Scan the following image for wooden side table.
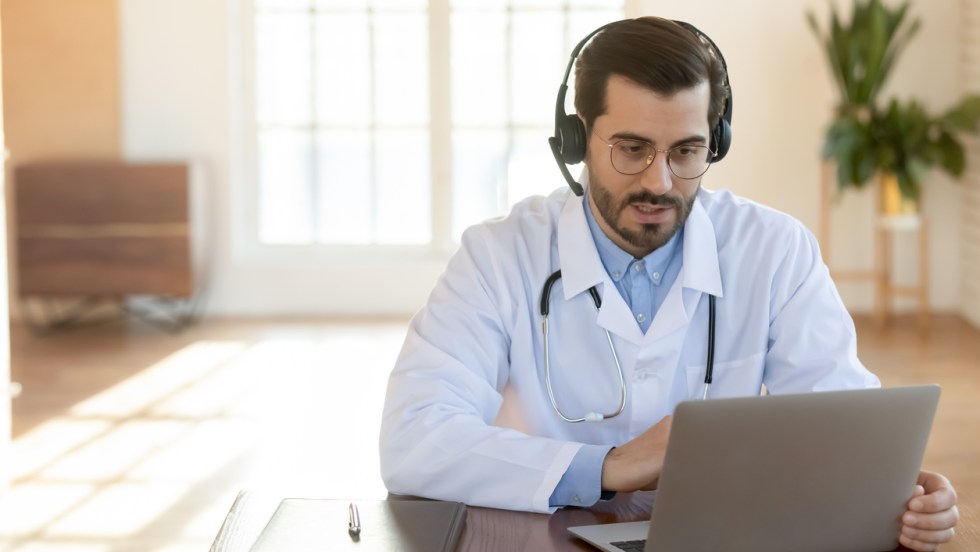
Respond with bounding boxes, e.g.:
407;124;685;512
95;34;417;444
873;214;930;333
819;164;930;334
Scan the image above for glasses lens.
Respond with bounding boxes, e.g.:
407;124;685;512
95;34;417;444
609;140;713;179
609;140;653;175
667;145;712;179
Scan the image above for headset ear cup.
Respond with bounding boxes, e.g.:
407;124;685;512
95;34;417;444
711;118;732;163
558;114;588;165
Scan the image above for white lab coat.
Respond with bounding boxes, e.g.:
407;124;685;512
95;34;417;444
379;185;879;513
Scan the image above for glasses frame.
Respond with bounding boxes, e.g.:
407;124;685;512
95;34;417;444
592;130;717;180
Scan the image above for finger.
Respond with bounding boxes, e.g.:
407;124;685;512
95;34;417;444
908;485;958;513
917;470;949;488
899;532;941;551
904;506;960;531
915;471;957;504
900;524;956;549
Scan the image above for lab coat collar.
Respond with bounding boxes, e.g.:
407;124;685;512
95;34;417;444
556;191;607;302
680;191;724;298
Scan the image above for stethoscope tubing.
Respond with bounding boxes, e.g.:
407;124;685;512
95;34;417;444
542;270;627;423
541;269;716;422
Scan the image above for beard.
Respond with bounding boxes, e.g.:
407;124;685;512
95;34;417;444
589;173;699;255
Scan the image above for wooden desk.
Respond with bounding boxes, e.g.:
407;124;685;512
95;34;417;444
210;491;954;551
210;490;654;552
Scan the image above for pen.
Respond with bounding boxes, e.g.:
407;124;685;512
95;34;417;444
348;502;361;537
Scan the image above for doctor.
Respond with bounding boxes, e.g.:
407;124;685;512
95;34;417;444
379;17;958;550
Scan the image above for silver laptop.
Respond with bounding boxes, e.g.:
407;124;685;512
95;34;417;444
569;385;940;552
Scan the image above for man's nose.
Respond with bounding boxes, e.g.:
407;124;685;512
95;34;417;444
637;152;673;195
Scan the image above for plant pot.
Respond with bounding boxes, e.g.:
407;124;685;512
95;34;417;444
878;172;918;216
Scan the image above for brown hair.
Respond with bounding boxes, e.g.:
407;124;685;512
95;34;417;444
574;17;730;134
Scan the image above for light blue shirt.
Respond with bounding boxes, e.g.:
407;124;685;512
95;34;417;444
549;194;684;507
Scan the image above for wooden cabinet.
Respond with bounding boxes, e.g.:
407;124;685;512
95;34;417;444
13;162;204;329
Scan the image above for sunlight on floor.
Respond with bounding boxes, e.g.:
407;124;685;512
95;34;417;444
1;322;406;551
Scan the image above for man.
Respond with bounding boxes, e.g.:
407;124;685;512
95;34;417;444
379;17;958;550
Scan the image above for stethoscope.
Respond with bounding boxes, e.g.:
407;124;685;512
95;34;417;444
540;269;716;423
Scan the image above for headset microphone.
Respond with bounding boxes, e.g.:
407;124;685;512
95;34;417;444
548;19;734;197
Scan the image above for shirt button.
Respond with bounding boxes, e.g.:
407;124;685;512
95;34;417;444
633;262;644;272
636;313;646;323
652;271;661;280
572;495;582;504
613;271;621;278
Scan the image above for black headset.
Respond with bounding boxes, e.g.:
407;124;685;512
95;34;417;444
548;19;734;196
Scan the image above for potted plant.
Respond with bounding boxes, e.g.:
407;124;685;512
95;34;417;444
808;0;980;214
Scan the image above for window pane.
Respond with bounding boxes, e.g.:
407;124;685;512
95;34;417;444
452;130;507;237
451;1;613;10
251;2;624;249
372;0;426;8
255;14;311;126
314;0;367;7
316;131;372;243
257;0;310;10
258;130;314;243
509;0;564;6
376;130;430;244
567;0;619;7
375;13;428;126
509;129;565;205
451;13;506;126
568;10;624;50
315;13;370;125
511;12;565;126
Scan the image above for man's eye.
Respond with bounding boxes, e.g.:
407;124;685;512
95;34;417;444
616;142;648;156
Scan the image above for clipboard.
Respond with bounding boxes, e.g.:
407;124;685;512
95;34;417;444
249;498;467;551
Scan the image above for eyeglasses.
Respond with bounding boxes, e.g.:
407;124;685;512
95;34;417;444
593;131;716;180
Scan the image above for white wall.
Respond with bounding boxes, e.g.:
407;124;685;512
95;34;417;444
120;0;966;316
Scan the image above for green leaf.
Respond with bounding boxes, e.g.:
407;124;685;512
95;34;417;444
939;95;980;131
936;131;966;176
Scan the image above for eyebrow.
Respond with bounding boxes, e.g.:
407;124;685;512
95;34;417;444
609;132;708;148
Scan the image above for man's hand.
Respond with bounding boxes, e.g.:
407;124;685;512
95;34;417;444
600;415;673;492
898;470;959;551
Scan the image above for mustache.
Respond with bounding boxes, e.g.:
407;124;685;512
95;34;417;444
621;192;681;209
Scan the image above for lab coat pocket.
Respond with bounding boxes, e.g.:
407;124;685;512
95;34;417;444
685;351;765;400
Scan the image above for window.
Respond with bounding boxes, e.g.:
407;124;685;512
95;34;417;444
249;0;623;252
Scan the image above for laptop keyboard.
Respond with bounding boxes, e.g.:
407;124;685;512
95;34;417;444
612;540;647;552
